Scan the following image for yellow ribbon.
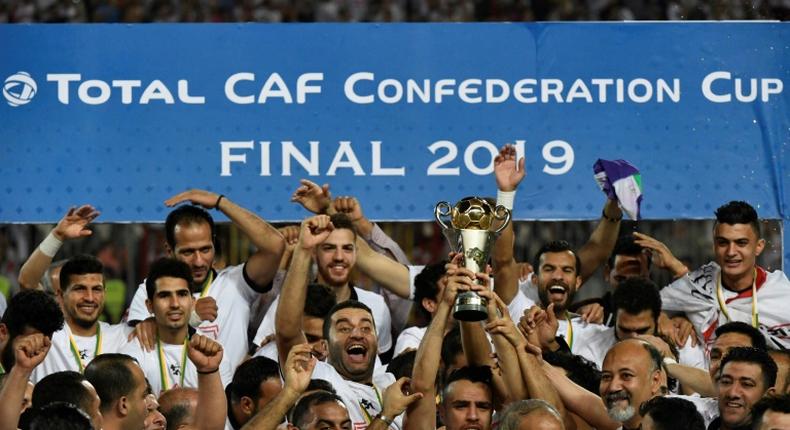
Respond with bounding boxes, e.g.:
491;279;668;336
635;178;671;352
68;324;101;373
156;335;188;391
199;270;214;298
565;312;574;350
716;268;759;328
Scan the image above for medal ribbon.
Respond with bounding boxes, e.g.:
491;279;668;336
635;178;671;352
68;324;101;373
357;386;384;424
716;268;759;328
156;335;188;391
199;270;214;298
565;312;574;350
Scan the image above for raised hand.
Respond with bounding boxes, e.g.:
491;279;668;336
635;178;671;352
279;225;300;251
482;290;526;348
494;144;526;192
672;315;698;347
165;189;222;209
194;296;218;322
14;333;51;372
298;215;334;250
52;205;100;241
187;334;223;373
632;232;688;277
291;179;331;214
577;302;604;324
282;343;316;395
382;377;423;417
332;196;364;223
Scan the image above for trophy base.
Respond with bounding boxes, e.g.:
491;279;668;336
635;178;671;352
453;293;488;322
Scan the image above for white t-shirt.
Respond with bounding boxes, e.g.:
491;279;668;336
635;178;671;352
32;321;132;383
560;318;614;368
661;263;790;350
127;264;261;368
393;326;426;357
311;361;402;429
254;286;393;354
120;337;233;397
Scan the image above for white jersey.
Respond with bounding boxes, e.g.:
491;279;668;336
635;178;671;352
661;263;790;350
311;361;402;429
254;286;393;354
32;321;132;383
393;326;426;357
120;338;233;397
128;264;262;368
560;318;614;368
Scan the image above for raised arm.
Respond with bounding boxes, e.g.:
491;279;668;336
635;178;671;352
0;334;50;430
480;290;527;403
492;144;525;305
188;334;227;430
18;205;99;291
276;215;333;363
576;199;622;285
165;189;285;289
543;363;620;430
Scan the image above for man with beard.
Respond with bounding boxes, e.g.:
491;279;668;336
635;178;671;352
276;214;417;428
30;255;133;382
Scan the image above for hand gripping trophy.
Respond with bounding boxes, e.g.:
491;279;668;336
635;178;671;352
435;197;511;321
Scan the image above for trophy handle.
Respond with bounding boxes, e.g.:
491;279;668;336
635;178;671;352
434;201;452;230
492;205;512;234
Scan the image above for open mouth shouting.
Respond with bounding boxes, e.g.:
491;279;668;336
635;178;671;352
345;343;369;365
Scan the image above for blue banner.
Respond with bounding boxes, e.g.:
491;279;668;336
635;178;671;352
1;23;787;232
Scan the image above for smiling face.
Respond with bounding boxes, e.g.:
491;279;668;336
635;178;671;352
171;221;215;288
713;223;765;287
600;341;661;429
61;273;105;330
327;307;377;383
534;251;581;313
315;228;356;288
717;361;772;429
146;276;194;332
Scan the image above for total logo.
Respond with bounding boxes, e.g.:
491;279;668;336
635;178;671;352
3;72;37;107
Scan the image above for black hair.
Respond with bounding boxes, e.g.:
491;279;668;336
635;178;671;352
607;235;651;269
612;277;661;323
329;213;356;239
413;261;447;322
304;283;336;319
165;204;216;250
290;391;347;428
84;353;139;413
305;379;337;395
440;325;463;381
145;257;194;301
533;240;582;276
1;290;64;371
719;347;777;390
714;201;761;238
228;356;280;404
32;371;93;417
443;365;494;397
543;351;601;394
28;402;93;430
751;394;790;429
59;254;104;293
641;341;664;374
639;396;705;430
387;349;416;380
322;300;375;342
715;322;767;352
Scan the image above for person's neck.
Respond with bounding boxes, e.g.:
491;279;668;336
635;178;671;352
329;357;373;385
721;269;755;293
319;275;351;302
623;414;642;430
67;319;98;337
158;325;189;345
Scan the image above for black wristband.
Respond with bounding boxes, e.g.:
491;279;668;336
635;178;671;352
197;368;219;375
374;413;394;425
601;208;622;222
214;194;224;210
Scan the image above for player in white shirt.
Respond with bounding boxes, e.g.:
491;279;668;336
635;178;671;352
126;190;285;369
120;258;232;396
640;201;790;350
277;214;406;429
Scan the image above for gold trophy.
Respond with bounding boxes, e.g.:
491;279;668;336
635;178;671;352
435;197;511;321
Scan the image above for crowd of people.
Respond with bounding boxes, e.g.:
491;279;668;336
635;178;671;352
1;0;787;23
0;143;787;430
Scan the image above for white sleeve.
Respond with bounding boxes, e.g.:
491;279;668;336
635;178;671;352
507;289;536;321
126;282;152;323
252;296;279;346
678;338;708;370
375;297;393;354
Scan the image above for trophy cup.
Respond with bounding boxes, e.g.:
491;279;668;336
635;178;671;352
435;197;511;321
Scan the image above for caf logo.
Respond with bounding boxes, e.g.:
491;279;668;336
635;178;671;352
3;72;37;107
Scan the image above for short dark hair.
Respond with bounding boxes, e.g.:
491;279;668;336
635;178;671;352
387;350;416;380
751;394;790;429
543;351;601;394
607;235;651;269
443;366;493;398
228;356;280;404
165;205;216;250
305;379;337;395
28;402;93;430
59;254;104;292
719;347;777;390
304;283;336;319
639;396;705;430
329;213;356;239
32;371;93;417
322;300;375;341
413;261;447;321
290;391;346;428
612;277;661;323
145;258;193;301
715;322;767;351
1;290;64;371
533;240;582;276
714;201;761;238
84;354;139;413
440;326;463;380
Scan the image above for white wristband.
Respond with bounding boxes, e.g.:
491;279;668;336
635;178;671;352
496;190;516;210
39;232;63;258
662;356;678;366
189;309;203;327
